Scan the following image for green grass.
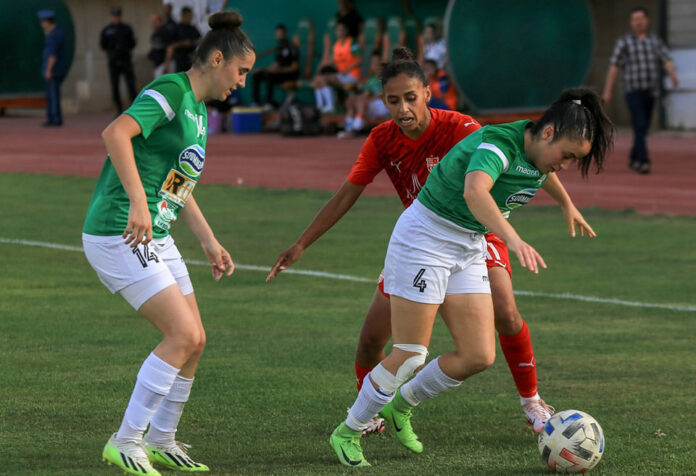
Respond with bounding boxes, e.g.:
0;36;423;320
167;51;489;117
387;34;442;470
1;173;695;475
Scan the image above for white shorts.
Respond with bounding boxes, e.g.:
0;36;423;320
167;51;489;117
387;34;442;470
82;233;193;310
383;200;490;304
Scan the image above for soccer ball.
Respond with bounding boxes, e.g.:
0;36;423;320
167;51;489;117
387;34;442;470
538;409;604;473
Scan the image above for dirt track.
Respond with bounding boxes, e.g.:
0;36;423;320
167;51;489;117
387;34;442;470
2;113;695;216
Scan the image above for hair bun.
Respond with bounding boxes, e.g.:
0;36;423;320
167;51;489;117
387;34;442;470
208;11;242;30
391;46;415;61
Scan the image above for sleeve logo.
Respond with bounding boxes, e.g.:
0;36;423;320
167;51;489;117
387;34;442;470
160;168;196;207
178;144;205;178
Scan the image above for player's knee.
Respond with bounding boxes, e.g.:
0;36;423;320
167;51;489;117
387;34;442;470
370;344;428;394
173;326;205;356
494;303;522;335
470;347;496;374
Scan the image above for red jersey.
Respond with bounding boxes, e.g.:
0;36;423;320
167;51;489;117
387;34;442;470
347;108;481;207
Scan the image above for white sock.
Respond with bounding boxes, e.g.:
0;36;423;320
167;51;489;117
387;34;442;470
116;353;180;441
314;89;324;109
321;87;334;111
345;372;394;431
352;116;364;131
400;357;462;407
520;393;541;405
146;375;194;444
344;115;353;130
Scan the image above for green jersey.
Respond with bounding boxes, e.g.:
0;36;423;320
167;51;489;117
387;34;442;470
418;120;548;233
83;72;207;238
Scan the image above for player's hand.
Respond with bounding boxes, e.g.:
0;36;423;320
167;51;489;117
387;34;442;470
562;205;596;238
507;237;547;274
201;238;234;281
123;200;153;248
266;243;304;282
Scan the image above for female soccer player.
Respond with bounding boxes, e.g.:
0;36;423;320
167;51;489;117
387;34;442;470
82;12;254;475
326;87;614;467
267;47;592;440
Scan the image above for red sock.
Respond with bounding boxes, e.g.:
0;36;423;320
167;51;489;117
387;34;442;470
498;320;538;398
355;362;374;391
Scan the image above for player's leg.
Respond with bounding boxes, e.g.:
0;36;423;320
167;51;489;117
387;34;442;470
108;62;124;113
331;296;437;466
142;237;209;472
487;233;554;433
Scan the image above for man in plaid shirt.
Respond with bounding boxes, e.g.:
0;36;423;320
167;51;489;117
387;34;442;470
602;6;679;174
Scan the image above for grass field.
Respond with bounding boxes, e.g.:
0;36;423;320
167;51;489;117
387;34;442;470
2;172;695;475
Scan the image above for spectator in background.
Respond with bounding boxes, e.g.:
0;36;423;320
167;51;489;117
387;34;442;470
336;0;363;39
147;14;167;77
421;23;447;70
313;20;362;113
100;6;137;113
424;59;458;111
165;6;201;72
338;50;389;138
602;6;679;174
38;10;66;127
251;24;299;110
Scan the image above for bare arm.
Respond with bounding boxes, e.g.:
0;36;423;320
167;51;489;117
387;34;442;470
602;64;620;105
266;180;366;281
542;173;595;237
180;195;234;280
664;60;679;87
101;115;151;247
464;171;546;273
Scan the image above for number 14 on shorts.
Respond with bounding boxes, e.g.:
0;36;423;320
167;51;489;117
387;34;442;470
132;244;160;268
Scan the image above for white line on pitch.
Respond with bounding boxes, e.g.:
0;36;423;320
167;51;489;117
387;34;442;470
2;237;695;312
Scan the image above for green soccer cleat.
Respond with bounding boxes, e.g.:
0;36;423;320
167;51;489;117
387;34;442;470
329;422;371;467
379;390;423;454
102;433;162;476
144;438;210;472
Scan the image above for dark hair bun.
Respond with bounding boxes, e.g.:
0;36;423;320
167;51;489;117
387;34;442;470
391;47;415;61
208;11;243;30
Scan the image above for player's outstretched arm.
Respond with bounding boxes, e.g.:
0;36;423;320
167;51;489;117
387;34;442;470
266;181;366;282
464;171;546;274
180;194;234;281
102;115;152;248
541;173;596;238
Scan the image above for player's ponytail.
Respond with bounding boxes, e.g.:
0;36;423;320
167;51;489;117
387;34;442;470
381;46;426;89
193;11;254;67
530;88;615;177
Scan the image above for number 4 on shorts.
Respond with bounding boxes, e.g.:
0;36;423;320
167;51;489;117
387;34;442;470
132;244;160;268
413;268;426;293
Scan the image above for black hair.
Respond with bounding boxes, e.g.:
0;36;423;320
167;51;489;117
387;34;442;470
381;47;426;89
181;6;193;15
193;11;255;67
275;24;287;31
423;59;438;69
629;6;649;17
529;88;614;177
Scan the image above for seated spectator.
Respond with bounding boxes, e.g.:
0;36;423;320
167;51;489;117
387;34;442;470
422;22;447;69
424;59;458;110
338;51;389;138
251;24;299;110
313;20;362;113
164;6;201;72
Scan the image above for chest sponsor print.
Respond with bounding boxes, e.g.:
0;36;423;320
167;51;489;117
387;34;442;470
178;144;205;178
160;168;196;207
505;188;538;209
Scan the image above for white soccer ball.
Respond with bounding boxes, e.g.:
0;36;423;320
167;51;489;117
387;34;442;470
538;409;604;473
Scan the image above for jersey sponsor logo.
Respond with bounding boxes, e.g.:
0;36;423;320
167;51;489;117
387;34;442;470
160;168;195;207
185;109;206;138
515;165;541;177
425;155;440;171
178;144;205;178
505;188;538;209
153;199;178;231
